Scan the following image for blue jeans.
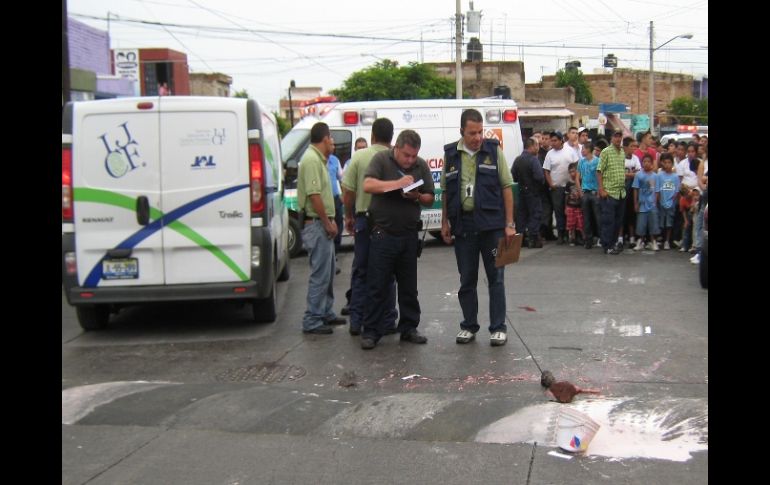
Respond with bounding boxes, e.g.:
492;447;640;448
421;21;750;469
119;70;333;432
453;215;507;334
636;210;659;237
301;221;337;331
362;228;420;341
694;205;705;251
349;215;397;332
600;195;625;249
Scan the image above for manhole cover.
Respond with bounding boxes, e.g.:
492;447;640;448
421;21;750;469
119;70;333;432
217;363;306;383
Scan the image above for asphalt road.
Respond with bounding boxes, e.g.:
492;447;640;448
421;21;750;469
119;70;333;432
62;238;708;484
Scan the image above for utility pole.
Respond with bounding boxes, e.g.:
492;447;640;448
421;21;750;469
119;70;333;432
648;21;654;136
455;0;462;99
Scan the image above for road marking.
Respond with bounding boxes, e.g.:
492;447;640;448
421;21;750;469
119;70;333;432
62;381;179;424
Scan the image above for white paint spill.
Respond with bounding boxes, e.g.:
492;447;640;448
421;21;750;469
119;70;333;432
644;326;652;334
548;450;574;460
62;381;179;425
402;374;421;380
592;300;601;304
627;276;646;285
616;325;643;337
475;397;707;462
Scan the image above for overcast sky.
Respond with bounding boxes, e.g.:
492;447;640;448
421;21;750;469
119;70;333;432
68;0;708;111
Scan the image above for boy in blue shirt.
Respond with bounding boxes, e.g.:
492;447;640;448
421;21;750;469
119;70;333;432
656;153;681;250
632;154;661;251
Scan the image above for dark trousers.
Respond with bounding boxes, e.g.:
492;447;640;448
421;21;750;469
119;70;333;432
550;187;566;234
540;189;554;238
581;191;602;241
349;215;397;332
519;191;543;239
453;215;507;334
600;195;626;249
362;228;420;341
333;195;343;250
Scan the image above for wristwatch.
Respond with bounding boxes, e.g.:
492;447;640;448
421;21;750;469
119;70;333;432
506;222;515;229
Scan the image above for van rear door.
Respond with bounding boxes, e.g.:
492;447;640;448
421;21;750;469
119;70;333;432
157;97;251;284
73;98;164;287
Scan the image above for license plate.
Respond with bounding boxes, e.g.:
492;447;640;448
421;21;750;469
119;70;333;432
102;258;139;280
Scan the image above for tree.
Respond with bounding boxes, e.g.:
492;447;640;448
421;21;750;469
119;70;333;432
273;112;291;137
331;60;455;101
668;97;708;125
555;68;593;105
233;89;249;99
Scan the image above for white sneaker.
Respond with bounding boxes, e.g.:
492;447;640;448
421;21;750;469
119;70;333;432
663;241;671;250
673;240;682;248
629;236;636;245
652;240;660;251
679;247;687;252
690;253;700;264
633;239;644;251
490;331;507;346
456;329;475;344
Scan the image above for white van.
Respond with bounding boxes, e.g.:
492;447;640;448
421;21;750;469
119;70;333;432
280;98;524;256
62;96;290;330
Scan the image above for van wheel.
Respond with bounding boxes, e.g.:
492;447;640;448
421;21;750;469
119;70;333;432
76;305;110;331
277;257;290;282
252;279;277;323
288;217;303;258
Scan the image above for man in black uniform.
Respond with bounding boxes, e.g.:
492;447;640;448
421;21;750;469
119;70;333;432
360;130;435;350
512;138;545;248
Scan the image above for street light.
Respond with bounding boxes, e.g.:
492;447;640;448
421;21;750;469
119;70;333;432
288;79;296;127
649;21;693;136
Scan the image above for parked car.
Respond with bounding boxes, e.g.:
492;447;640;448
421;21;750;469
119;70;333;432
699;204;708;289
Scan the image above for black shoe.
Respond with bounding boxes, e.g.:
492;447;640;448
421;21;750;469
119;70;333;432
384;326;397;335
349;326;361;336
361;338;377;350
604;247;620;255
325;317;347;326
400;329;428;344
303;324;333;334
530;237;543;248
614;241;624;252
340;305;350;316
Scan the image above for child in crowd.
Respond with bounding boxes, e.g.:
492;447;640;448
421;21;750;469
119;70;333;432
656;153;680;249
632;154;660;251
564;162;584;246
679;187;698;252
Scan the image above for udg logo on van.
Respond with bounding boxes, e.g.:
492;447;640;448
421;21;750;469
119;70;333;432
100;122;145;178
191;155;216;169
402;110;439;123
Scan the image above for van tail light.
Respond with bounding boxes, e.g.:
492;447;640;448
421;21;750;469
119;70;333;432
503;109;518;123
62;145;73;222
249;142;265;214
343;111;359;125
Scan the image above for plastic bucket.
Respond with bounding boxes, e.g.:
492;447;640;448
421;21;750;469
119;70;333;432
555;408;600;453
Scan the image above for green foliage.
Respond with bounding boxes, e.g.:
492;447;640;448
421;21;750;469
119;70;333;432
669;97;708;124
233;89;249;99
555;69;593;104
273;112;291;137
331;60;455;101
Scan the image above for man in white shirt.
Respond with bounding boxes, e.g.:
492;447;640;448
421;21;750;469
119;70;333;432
543;130;579;244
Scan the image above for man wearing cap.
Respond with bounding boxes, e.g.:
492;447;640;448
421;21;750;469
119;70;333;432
543;130;579;244
597;130;627;255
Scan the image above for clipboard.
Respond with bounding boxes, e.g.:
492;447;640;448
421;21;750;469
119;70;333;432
495;233;523;267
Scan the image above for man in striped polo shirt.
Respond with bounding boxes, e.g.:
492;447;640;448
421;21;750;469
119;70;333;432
597;130;627;255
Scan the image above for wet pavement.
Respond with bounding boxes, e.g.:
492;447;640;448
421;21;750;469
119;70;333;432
63;238;708;484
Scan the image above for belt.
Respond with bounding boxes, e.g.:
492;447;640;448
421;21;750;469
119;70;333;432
304;217;321;224
355;211;368;216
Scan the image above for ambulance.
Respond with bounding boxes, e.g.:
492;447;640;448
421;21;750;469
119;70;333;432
62;97;290;330
280;98;524;256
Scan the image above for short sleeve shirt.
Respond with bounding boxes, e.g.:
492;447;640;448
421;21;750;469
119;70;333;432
598;145;626;199
341;144;388;213
297;145;334;218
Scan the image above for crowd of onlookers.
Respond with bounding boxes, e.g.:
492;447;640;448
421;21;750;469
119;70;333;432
512;127;708;263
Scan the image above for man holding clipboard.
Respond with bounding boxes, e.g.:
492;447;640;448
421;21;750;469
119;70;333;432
440;109;517;347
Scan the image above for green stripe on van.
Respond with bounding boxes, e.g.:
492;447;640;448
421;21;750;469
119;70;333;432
74;188;249;281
